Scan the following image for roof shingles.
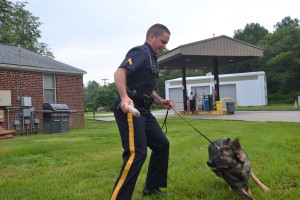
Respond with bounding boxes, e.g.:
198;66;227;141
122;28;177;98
0;43;86;74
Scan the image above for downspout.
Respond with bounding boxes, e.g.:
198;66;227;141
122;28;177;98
17;46;21;106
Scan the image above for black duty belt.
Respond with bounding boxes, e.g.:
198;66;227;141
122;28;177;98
127;88;154;109
132;95;154;109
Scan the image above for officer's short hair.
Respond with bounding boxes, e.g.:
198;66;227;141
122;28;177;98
146;24;170;38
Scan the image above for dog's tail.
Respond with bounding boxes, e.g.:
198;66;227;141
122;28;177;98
250;171;269;191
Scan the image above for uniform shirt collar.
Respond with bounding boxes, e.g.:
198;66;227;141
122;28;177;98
145;42;156;57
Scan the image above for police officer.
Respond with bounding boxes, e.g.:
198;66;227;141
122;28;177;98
111;24;174;200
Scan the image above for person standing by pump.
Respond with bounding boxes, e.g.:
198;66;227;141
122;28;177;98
111;24;175;200
189;91;195;111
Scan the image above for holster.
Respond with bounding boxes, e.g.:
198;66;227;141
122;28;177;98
127;89;154;109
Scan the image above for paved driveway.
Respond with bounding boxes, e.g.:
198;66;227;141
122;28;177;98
153;110;300;123
91;110;300;123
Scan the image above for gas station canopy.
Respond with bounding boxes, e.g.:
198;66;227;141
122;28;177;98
158;35;263;69
157;35;263;111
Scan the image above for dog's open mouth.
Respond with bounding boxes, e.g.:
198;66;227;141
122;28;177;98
207;160;230;170
211;166;229;171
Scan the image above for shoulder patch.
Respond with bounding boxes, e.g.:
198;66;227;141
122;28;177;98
127;58;133;65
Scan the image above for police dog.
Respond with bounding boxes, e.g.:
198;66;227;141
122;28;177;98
207;138;269;200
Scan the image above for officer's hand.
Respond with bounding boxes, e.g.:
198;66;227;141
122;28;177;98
162;99;175;109
120;97;134;114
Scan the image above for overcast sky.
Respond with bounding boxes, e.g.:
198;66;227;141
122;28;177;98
12;0;300;86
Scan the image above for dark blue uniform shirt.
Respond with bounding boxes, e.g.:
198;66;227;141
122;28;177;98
119;42;158;97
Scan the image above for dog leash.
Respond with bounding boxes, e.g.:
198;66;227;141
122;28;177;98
154;96;220;150
161;109;169;135
170;107;220;150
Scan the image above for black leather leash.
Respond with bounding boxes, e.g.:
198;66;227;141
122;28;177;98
161;107;220;150
152;95;220;150
161;109;169;135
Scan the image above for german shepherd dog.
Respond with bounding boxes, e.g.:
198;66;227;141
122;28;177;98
207;138;269;200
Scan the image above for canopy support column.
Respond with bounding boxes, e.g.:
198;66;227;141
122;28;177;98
182;67;187;111
213;58;220;101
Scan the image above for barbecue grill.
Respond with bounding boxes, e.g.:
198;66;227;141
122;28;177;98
42;103;70;133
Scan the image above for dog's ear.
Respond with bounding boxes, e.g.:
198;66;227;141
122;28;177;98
232;138;248;163
223;138;231;145
232;138;241;152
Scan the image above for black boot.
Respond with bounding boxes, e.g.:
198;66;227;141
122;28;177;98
143;187;164;196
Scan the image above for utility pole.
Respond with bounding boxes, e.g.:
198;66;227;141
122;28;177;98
101;78;108;86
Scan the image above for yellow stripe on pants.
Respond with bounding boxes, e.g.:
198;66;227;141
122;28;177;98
111;113;135;200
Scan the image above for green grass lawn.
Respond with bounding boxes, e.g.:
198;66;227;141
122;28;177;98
0;116;299;200
236;103;300;111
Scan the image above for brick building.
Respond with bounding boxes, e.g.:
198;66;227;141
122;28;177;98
0;43;86;134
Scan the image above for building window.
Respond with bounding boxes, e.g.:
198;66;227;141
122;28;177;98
43;74;56;103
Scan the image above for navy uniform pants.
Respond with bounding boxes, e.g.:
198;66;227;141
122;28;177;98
111;106;169;200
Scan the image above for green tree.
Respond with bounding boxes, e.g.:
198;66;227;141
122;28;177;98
84;81;117;111
259;25;300;98
0;0;54;58
94;83;117;111
84;81;100;111
234;23;269;45
86;80;100;91
274;16;300;31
